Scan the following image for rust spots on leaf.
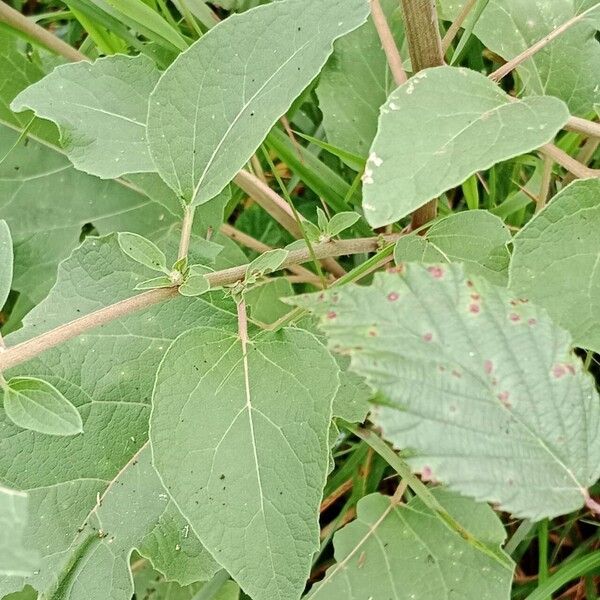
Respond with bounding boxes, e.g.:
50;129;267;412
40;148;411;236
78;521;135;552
326;311;337;320
509;313;521;323
427;266;445;279
469;303;480;314
552;363;576;379
484;360;494;375
498;391;511;408
387;292;400;302
422;332;433;342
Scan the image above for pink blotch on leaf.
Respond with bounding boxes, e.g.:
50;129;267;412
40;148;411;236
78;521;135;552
552;364;567;379
484;360;494;375
387;292;399;302
509;313;521;322
422;332;433;342
528;318;537;326
421;466;433;481
326;311;337;320
498;391;511;408
427;266;445;279
469;304;480;314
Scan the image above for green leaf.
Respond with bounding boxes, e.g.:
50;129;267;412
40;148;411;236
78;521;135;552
147;0;370;204
306;489;513;600
290;264;600;519
151;327;339;600
10;55;161;179
179;265;211;297
118;232;169;273
327;212;361;237
135;275;174;290
317;0;404;159
439;0;600;116
510;178;600;352
362;66;569;227
246;248;289;278
245;278;294;324
394;210;512;285
3;377;83;437
0;220;13;309
316;207;329;232
0;234;236;598
0;487;37;577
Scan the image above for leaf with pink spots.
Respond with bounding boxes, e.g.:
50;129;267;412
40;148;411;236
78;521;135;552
288;263;600;520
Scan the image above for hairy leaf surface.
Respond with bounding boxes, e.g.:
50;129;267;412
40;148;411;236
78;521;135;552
394;210;511;285
147;0;370;204
0;235;236;598
151;327;339;600
11;55;160;179
510;179;600;353
307;489;513;600
362;66;569;227
291;264;600;519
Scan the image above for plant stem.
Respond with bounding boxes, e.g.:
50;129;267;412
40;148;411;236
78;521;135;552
537;519;549;597
564;116;600;139
441;0;478;52
399;0;445;230
178;204;196;260
0;235;399;372
0;0;87;62
489;4;599;83
536;154;553;213
540;144;600;179
370;0;407;85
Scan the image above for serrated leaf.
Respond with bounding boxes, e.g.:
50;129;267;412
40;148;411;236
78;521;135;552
362;66;569;227
147;0;370;204
0;234;236;598
10;55;160;179
307;489;513;600
151;327;339;600
0;220;13;309
510;178;600;353
317;0;404;160
394;210;512;285
3;377;83;437
438;0;600;115
0;487;37;577
290;264;600;519
327;212;361;237
118;232;168;273
179;265;211;297
246;248;289;278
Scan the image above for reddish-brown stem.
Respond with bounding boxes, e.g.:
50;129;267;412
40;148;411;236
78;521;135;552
370;0;407;85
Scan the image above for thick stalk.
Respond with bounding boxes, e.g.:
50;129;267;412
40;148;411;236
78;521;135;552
177;204;196;260
0;235;399;372
400;0;445;230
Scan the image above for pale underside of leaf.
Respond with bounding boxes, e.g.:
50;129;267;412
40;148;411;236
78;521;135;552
362;66;570;227
290;264;600;519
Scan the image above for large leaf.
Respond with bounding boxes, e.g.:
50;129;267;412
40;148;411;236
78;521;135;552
362;66;569;227
510;178;600;353
394;210;512;285
0;487;37;577
147;0;370;204
151;327;339;600
0;220;12;309
11;55;161;179
307;489;513;600
317;0;404;159
0;235;237;598
290;264;600;519
439;0;600;115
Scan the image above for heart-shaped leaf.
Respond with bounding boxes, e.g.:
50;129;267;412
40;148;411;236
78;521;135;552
290;264;600;519
151;327;339;600
3;377;83;437
510;178;600;352
146;0;370;204
362;66;569;227
307;489;513;600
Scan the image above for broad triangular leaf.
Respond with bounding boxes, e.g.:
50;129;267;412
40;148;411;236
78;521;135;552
151;326;339;600
290;264;600;519
147;0;370;204
11;55;160;179
317;0;404;160
0;487;37;577
0;235;236;598
394;210;511;285
307;489;514;600
362;66;569;227
510;178;600;353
